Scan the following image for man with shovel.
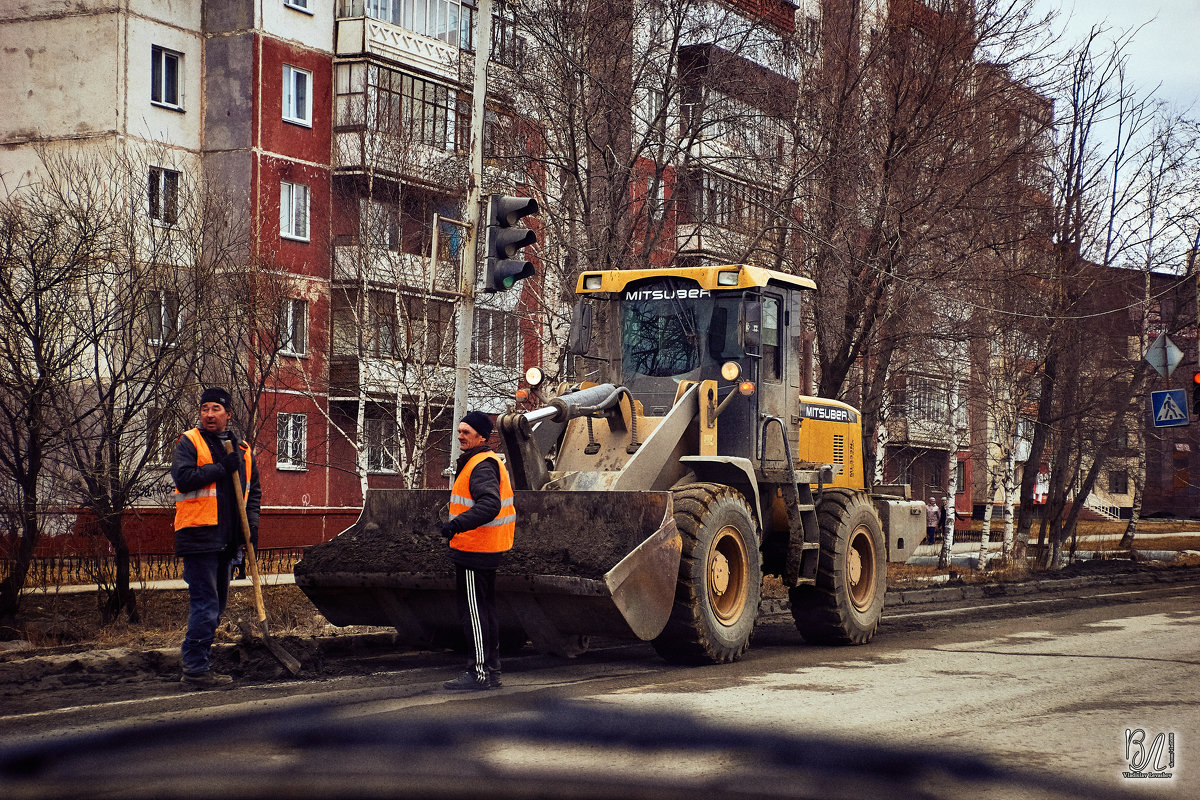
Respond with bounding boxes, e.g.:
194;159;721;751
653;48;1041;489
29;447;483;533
172;387;260;690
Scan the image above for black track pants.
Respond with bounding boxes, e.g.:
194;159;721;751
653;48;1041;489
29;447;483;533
456;564;500;678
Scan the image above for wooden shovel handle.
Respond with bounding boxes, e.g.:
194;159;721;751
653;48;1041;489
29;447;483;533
223;439;266;624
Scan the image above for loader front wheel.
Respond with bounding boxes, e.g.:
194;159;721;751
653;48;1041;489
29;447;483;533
652;484;760;664
790;488;885;645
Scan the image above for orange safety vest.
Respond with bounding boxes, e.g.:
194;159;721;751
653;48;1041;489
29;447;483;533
173;428;251;531
449;452;515;553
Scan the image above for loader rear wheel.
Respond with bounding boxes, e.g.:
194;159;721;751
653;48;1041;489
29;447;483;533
790;488;885;645
652;484;760;664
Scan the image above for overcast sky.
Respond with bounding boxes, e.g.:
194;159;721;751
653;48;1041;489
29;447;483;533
1036;0;1200;113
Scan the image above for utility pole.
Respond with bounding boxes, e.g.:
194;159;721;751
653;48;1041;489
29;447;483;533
449;0;494;472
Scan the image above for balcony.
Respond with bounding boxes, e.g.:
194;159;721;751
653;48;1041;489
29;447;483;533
333;247;460;295
335;16;461;83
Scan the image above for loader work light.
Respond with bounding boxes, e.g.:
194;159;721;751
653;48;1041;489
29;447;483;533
484;194;539;292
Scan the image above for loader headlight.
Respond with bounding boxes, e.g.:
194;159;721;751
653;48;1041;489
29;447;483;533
720;361;741;381
582;274;603;290
739;381;756;396
717;270;740;286
525;366;545;387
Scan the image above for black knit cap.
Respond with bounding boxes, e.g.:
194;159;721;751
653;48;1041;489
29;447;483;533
461;410;493;440
200;387;232;411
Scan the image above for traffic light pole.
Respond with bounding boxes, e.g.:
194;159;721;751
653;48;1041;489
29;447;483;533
448;0;494;474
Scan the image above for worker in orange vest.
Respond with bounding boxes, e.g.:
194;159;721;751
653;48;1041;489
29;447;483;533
440;410;514;691
172;387;260;690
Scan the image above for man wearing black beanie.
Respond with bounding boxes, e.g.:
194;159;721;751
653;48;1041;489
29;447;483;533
171;387;260;690
440;410;514;690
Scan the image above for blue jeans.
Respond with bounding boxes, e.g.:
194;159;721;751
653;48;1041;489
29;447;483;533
181;552;232;675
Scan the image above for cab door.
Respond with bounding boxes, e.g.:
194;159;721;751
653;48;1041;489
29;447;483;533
755;292;790;464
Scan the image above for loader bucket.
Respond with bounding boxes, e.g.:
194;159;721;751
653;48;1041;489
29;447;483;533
294;489;681;656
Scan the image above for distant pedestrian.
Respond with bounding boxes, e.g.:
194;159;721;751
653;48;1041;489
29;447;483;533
231;546;247;580
937;500;947;538
172;387;260;690
925;498;939;545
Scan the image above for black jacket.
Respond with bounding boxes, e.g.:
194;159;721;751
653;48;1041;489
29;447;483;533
172;428;261;557
447;444;503;570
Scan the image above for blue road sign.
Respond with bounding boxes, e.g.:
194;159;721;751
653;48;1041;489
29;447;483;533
1151;389;1189;428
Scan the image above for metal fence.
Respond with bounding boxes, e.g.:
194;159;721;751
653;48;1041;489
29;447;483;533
8;548;308;590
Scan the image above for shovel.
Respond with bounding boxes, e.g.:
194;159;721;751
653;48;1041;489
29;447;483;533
223;438;302;676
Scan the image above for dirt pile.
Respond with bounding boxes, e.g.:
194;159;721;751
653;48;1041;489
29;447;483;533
295;488;672;580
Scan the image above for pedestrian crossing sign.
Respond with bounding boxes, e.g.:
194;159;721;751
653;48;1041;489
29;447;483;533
1151;389;1189;428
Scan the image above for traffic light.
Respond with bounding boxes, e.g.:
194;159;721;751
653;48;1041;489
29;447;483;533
1192;371;1200;417
484;194;538;292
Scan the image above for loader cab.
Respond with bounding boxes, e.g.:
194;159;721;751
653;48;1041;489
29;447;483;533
574;266;814;464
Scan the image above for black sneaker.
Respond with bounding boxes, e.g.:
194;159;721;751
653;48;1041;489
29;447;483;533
443;670;492;691
180;671;234;690
487;670;502;688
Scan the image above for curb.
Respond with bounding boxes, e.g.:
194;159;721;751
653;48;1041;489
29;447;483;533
759;564;1200;616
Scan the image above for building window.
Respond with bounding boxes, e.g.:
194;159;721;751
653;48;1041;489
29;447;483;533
281;181;310;241
801;16;820;55
285;0;310;10
1108;471;1129;494
361;198;400;250
283;64;313;126
401;295;454;364
368;290;399;358
472;308;520;368
686;170;772;231
281;298;308;355
146;408;176;465
491;6;525;68
148;290;180;346
956;460;965;493
149;167;179;225
151;46;182;109
908;376;947;424
365;413;398;473
277;413;307;469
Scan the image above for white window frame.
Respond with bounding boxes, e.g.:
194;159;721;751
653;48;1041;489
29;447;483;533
365;415;398;474
148;289;181;346
284;0;311;12
151;45;183;109
149;167;180;225
280;298;308;356
283;64;313;127
146;408;175;465
280;181;310;241
277;413;307;470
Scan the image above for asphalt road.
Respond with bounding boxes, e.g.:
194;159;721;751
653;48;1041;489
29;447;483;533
2;579;1197;799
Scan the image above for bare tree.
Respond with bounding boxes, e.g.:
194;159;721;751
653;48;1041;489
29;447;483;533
0;147;114;622
1013;28;1199;566
52;145;252;623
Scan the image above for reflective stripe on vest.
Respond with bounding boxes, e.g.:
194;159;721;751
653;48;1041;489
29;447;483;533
448;451;515;553
173;428;251;531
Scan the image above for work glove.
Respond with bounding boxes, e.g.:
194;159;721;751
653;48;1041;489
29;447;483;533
439;521;457;540
219;450;242;477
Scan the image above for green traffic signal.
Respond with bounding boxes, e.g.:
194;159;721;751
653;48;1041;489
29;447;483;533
484;194;538;292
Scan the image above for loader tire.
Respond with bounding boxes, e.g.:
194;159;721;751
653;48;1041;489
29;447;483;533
790;488;885;645
652;483;761;664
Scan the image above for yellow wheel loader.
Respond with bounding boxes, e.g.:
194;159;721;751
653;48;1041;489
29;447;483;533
295;265;924;664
